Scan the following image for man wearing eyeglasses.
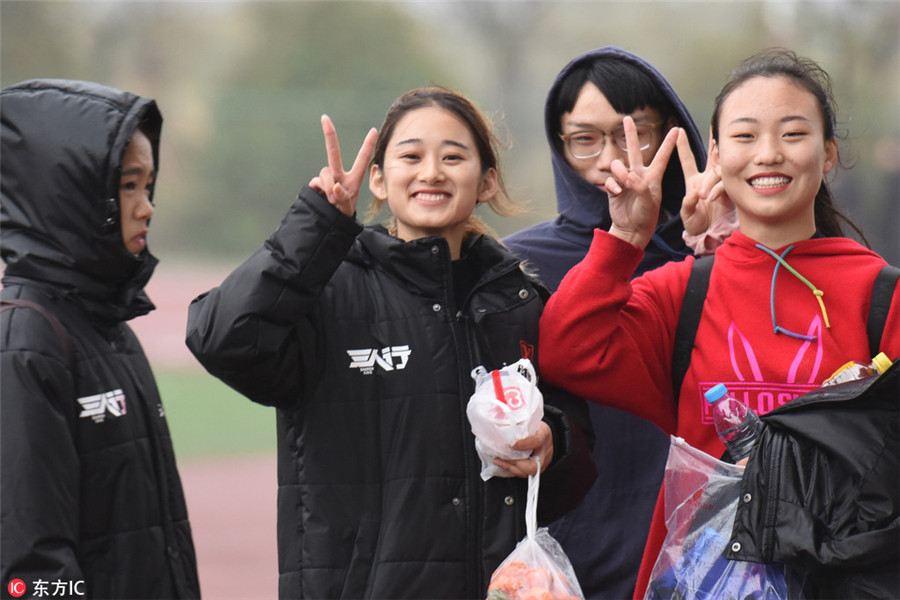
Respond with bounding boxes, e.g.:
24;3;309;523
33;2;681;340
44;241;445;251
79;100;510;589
503;47;713;600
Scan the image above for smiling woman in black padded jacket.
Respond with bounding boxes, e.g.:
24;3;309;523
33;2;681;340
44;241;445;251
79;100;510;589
186;87;595;600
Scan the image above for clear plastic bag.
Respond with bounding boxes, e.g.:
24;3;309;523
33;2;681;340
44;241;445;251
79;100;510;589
645;436;787;600
467;359;544;480
486;458;584;600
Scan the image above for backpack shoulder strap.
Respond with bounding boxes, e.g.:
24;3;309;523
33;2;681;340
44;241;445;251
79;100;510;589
672;255;714;402
868;264;900;358
1;298;75;370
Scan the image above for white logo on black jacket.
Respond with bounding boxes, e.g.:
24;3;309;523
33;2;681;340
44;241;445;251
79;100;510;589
347;346;411;375
77;389;127;422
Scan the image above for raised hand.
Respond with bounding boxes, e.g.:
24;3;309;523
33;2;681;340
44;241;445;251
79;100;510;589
679;130;733;237
605;116;680;249
309;115;378;217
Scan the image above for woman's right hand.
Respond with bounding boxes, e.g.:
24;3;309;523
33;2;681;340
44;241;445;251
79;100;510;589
309;115;378;217
606;116;680;249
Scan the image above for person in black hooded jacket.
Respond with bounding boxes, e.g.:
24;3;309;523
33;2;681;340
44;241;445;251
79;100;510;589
503;47;733;599
186;87;595;599
1;79;200;599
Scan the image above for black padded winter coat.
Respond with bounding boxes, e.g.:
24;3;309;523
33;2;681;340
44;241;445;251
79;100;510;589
1;79;199;599
186;187;596;599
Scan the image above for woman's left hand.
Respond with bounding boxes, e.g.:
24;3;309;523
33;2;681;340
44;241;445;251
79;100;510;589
679;132;733;237
492;421;554;477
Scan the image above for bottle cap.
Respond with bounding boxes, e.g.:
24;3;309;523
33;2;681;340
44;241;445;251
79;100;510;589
872;352;892;374
704;383;729;404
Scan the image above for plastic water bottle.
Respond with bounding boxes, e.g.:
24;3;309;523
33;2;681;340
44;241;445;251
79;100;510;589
704;384;762;462
822;352;892;386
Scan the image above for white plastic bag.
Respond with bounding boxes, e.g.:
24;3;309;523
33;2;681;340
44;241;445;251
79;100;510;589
486;458;584;600
644;436;787;600
467;359;544;481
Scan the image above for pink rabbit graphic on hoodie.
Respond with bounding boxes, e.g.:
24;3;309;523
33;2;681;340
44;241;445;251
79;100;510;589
697;317;823;423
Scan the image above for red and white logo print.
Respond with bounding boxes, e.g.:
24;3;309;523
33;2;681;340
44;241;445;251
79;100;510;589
502;386;526;410
8;579;26;598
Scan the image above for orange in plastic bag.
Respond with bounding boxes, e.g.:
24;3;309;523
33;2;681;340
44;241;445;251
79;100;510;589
485;459;584;600
488;556;581;600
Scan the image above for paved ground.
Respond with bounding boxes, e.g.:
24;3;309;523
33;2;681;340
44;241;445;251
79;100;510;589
179;454;279;599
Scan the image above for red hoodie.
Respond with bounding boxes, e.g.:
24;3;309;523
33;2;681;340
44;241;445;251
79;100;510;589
539;228;900;599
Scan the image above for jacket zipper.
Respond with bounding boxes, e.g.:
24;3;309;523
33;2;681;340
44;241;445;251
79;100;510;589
444;245;527;595
452;309;483;596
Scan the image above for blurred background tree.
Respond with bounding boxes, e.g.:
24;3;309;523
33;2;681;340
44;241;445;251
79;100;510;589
3;0;897;265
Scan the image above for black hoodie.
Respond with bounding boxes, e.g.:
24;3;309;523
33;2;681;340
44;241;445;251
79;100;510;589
503;47;707;599
1;79;199;599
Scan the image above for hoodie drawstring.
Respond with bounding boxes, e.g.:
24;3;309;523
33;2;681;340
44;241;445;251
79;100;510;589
756;244;831;341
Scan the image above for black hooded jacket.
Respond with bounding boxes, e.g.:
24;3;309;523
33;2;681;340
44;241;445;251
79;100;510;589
503;47;708;599
728;360;900;599
186;187;595;599
1;79;199;599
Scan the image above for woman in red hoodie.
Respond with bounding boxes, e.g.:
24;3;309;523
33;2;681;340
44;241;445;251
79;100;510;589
538;48;900;600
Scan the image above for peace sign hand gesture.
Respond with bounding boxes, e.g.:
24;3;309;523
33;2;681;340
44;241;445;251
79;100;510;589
606;116;680;249
678;131;733;238
309;115;378;217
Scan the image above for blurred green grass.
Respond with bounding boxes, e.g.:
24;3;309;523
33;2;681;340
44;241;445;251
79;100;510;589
156;368;277;461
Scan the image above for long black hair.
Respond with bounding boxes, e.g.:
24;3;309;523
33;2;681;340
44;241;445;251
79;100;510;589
711;48;868;245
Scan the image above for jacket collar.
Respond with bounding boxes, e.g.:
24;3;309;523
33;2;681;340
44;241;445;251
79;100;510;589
351;226;525;299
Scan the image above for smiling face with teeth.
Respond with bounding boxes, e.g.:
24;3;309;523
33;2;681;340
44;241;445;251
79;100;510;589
369;105;498;257
711;75;838;247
